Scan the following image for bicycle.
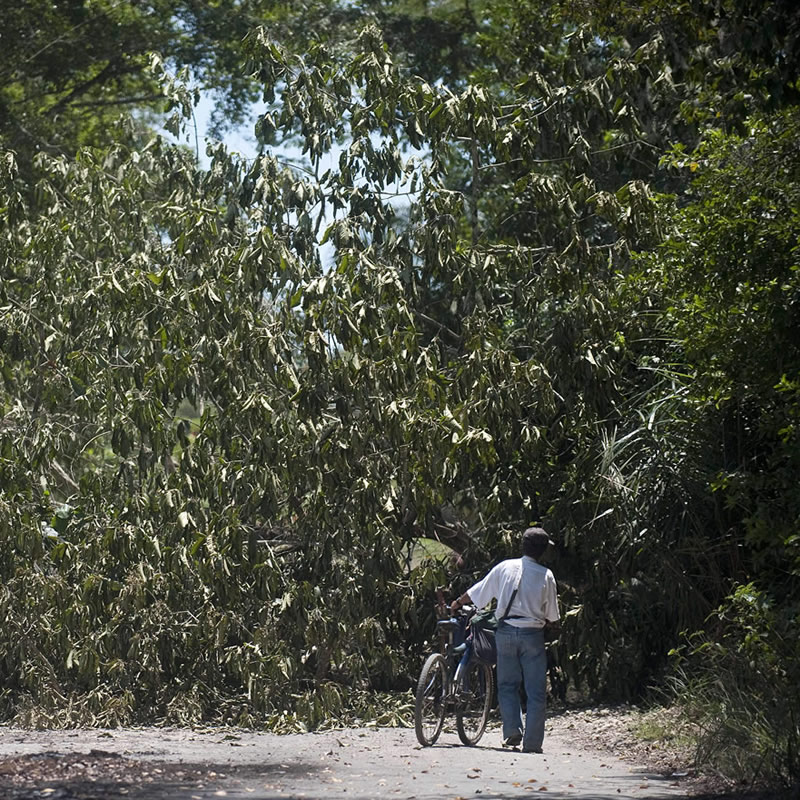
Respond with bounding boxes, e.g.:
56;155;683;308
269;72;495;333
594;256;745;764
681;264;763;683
414;590;494;747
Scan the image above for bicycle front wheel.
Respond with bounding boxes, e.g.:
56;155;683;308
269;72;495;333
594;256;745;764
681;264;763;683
414;653;447;746
455;658;493;745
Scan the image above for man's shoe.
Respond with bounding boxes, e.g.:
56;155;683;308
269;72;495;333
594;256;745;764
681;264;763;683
522;746;543;753
502;734;522;748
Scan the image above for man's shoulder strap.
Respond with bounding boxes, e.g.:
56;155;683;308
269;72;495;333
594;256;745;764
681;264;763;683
498;564;524;622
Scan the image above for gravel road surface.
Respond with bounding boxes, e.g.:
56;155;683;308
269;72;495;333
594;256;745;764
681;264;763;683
0;719;693;800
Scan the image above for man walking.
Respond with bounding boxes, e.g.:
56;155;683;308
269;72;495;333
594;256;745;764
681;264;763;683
450;527;560;753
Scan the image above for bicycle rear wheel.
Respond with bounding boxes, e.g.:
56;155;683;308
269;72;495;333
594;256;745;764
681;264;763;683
414;653;447;746
455;658;493;745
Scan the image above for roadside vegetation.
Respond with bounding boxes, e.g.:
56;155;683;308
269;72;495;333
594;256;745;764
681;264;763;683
1;0;798;791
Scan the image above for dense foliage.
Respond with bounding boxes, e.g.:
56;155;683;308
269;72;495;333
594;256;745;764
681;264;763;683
1;0;798;786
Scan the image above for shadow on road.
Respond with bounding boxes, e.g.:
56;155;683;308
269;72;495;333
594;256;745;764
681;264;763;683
0;752;323;800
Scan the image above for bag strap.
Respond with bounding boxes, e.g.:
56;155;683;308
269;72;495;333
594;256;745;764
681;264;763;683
498;565;524;623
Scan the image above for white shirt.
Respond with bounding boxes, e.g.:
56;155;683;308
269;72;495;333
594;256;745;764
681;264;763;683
467;556;559;629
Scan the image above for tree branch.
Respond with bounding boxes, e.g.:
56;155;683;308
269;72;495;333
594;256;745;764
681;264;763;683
46;60;124;117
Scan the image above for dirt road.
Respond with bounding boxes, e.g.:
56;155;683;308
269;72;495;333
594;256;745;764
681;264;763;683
0;716;694;800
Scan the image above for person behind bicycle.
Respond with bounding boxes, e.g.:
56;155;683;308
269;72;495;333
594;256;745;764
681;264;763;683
450;526;560;753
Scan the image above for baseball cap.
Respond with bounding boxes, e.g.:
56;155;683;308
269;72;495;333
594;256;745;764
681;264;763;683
522;526;554;548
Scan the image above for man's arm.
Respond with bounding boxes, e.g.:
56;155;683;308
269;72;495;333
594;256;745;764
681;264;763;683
450;591;471;615
451;561;503;614
543;570;560;638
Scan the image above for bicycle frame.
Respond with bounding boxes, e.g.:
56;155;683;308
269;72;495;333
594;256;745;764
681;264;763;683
432;611;474;706
415;593;494;747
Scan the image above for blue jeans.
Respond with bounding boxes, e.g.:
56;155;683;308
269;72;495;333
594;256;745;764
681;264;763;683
496;623;547;751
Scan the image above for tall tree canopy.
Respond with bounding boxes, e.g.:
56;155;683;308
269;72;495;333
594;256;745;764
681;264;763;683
0;0;316;167
1;0;798;784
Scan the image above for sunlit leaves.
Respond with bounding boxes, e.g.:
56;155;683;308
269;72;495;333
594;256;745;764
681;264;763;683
2;13;671;717
4;0;798;730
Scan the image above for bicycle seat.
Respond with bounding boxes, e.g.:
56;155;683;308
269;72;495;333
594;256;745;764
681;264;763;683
436;618;461;633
